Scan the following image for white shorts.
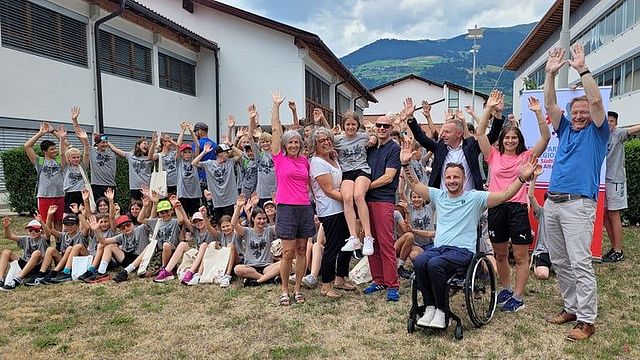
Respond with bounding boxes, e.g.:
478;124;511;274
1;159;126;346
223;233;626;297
605;182;627;211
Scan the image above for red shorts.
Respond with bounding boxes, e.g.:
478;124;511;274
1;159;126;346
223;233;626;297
38;197;65;222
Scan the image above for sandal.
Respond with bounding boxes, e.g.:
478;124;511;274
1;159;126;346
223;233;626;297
334;281;357;291
321;288;341;299
279;293;291;306
294;291;306;304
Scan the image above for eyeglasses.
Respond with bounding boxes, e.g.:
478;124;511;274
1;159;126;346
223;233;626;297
375;123;392;129
158;210;170;215
317;137;332;144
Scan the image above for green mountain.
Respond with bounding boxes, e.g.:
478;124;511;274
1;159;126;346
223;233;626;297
340;23;536;108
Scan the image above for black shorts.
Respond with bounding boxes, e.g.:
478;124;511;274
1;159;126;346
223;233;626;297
18;259;41;275
488;202;532;245
64;191;83;213
250;265;267;274
129;189;143;201
342;169;371;182
213;205;234;224
179;197;201;217
535;252;552;268
120;251;138;267
167;185;177;196
276;204;316;240
91;184;116;201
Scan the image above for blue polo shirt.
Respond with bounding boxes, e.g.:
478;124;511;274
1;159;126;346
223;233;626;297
365;140;400;203
548;115;609;200
195;137;217;182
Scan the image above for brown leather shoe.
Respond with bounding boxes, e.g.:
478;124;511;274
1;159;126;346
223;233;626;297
566;322;595;341
547;309;577;325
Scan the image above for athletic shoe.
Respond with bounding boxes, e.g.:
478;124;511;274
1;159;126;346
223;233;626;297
341;236;362;252
154;268;174;283
417;306;436;327
386;288;399;302
113;270;129;283
89;273;111;284
363;282;386;295
50;272;72;283
219;275;232;288
0;278;22;291
24;276;46;287
362;236;375;256
429;309;447;329
42;271;58;284
181;271;194;285
497;288;514;305
0;280;3;288
398;267;413;279
301;274;317;289
602;250;624;263
602;248;615;259
79;269;97;283
500;297;525;312
243;278;259;287
186;273;200;286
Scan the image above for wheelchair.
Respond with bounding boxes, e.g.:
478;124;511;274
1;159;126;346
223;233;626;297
406;227;497;340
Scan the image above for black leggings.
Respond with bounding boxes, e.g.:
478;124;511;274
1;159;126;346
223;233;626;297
319;212;351;283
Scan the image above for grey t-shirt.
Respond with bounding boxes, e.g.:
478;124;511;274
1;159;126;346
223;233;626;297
176;156;201;199
409;203;435;246
217;231;239;248
532;207;548;256
58;231;86;253
87;228;115;256
160;151;178;187
17;236;49;262
606;127;629;183
254;147;276;199
113;224;150;255
63;164;87;193
335;132;371;174
393;210;404;240
90;147;117;186
35;156;64;197
193;227;215;247
241;157;258;197
147;218;180;249
240;226;275;267
125;153;153;190
202;159;238;208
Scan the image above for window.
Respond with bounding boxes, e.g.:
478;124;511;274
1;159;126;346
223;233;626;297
305;70;330;106
527;64;546;89
574;0;640;56
448;88;459;109
99;30;152;83
612;66;622;97
158;53;195;95
624;60;633;94
0;0;87;66
634;57;640;91
336;93;351;125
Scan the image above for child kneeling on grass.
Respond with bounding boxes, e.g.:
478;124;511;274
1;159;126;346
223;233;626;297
0;217;49;291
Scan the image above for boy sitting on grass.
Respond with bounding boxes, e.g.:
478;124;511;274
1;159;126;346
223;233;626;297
1;216;49;291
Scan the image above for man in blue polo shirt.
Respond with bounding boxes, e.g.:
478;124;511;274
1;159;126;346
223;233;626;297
193;122;217;194
543;43;608;342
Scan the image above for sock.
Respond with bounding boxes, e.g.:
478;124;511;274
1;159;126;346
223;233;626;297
63;268;71;274
397;259;405;268
98;261;108;274
88;266;96;272
125;264;135;273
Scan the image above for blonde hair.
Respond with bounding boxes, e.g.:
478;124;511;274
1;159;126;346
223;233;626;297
259;132;272;142
65;147;81;158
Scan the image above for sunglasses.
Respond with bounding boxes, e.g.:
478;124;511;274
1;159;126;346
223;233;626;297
375;123;392;129
27;228;41;233
117;222;133;230
158;210;170;215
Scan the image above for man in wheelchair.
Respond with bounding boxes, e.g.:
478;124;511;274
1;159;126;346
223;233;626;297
400;141;538;329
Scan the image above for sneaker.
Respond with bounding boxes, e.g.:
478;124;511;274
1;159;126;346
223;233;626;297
181;271;194;285
301;274;317;289
429;309;447;329
41;271;58;284
341;236;362;252
566;322;595;341
500;297;525;312
362;236;374;256
602;248;615;259
363;282;386;295
497;288;514;305
50;272;72;283
386;288;399;302
417;306;436;327
547;309;577;325
113;270;129;283
186;273;200;286
154;268;174;283
602;250;624;263
89;273;111;284
243;278;259;287
24;276;46;287
79;269;97;283
398;267;413;279
0;279;3;288
0;278;22;291
219;275;232;288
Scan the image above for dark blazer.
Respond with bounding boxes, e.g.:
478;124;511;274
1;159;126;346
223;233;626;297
408;117;504;190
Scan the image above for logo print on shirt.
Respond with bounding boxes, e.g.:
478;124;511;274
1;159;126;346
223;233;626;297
250;238;267;258
213;165;228;185
42;163;61;180
96;152;112;167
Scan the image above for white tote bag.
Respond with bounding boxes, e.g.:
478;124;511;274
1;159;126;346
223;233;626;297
349;256;373;285
200;246;231;284
149;153;167;198
137;220;162;276
71;255;93;280
4;260;22;286
177;248;198;279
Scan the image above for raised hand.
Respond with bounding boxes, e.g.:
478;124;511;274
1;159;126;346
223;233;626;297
71;107;81;121
199;205;208;216
528;97;542;112
203;143;213;153
3;216;10;228
271;91;285;106
463;105;475;115
149;190;160;204
88;215;100;231
400;138;417;164
568;42;587;72
40;122;53;134
48;205;58;216
69;203;80;214
421;100;431;117
236;193;247;207
331;124;342;135
227;115;235;129
142;196;150;208
545;47;567;75
203;189;213;201
57;125;67;139
81;188;90;200
399;97;415;122
486;90;501;109
247;104;258;120
222;135;232;146
454;109;465;122
76;127;88;140
105;187;114;200
288;101;297;111
249;192;259;207
519;153;540;181
313;108;326;125
397;199;408;210
114;203;121;214
445;109;455;121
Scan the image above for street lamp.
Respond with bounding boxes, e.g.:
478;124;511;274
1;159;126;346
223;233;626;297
466;25;484;111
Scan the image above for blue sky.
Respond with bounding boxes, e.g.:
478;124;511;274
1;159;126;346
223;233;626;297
218;0;556;57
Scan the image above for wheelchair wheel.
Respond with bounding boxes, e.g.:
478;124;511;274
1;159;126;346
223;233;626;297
464;254;497;327
407;316;416;333
454;323;464;340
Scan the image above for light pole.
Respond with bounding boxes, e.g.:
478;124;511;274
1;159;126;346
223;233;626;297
466;25;484;111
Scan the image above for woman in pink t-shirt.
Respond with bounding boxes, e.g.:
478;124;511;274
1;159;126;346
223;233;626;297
476;92;550;313
269;91;315;306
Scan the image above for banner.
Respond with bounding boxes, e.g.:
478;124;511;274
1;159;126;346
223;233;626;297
519;87;611;259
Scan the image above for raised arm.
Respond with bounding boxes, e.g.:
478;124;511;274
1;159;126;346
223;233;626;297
405;98;436;152
24;122;52;164
191;142;213;167
464;105;480;126
231;195;246;238
107;141;127;158
75;127;90;168
105;188;116;230
544;47;567;130
288;101;299;128
148;132;158;161
247;104;259;146
87;216;118;245
270;91;285;155
2;217;19;242
421;100;438;137
568;43;605;127
58;125;69;168
528;97;551;156
45;205;62;239
399;140;431;203
527;172;542;214
176;122;188;148
226;115;235;144
312;108;330;129
476;90;502;158
488;154;537;208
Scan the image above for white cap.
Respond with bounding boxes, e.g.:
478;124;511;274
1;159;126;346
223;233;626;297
192;212;204;221
25;220;42;229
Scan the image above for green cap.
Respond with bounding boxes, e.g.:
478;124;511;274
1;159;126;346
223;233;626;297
156;200;172;212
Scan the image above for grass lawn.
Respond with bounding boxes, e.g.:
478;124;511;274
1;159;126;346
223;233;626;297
0;216;638;359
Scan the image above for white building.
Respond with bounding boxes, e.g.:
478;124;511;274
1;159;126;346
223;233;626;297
364;74;488;124
506;0;640;127
0;0;374;191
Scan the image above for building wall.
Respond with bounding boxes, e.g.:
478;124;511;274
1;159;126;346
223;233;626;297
365;79;446;122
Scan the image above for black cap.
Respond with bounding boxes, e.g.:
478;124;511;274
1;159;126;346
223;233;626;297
608;111;618;120
216;144;231;154
63;214;79;225
194;122;209;131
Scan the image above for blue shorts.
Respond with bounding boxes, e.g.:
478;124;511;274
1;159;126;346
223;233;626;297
276;204;316;240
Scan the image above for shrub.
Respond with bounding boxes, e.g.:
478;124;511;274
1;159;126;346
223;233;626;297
623;139;640;224
1;147;38;214
115;157;130;212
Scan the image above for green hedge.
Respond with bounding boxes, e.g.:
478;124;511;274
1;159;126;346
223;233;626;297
623;139;640;224
1;146;129;214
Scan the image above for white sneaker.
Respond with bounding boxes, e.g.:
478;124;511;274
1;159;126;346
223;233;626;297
417;306;436;327
429;309;447;329
361;236;374;256
187;273;200;286
219;274;231;288
341;236;362;252
288;274;297;285
301;274;317;288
